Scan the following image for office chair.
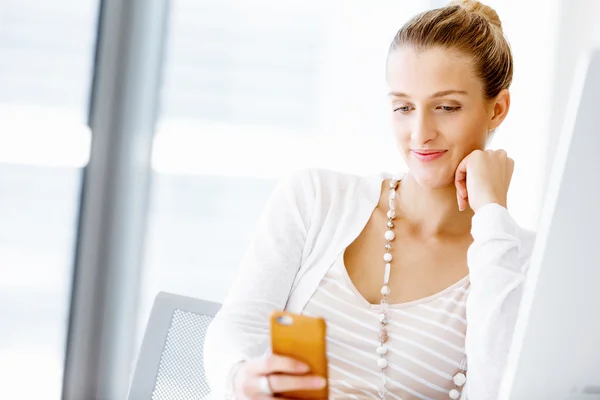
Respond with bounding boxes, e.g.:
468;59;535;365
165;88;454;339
128;291;221;399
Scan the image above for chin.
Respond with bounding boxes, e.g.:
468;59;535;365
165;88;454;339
408;165;456;189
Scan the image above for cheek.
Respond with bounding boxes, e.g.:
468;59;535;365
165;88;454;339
390;117;411;145
389;106;490;156
391;112;486;149
446;113;489;150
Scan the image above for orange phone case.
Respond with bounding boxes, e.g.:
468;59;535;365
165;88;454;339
270;311;328;399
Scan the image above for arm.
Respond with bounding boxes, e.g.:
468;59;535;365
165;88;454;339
462;203;535;400
203;169;317;399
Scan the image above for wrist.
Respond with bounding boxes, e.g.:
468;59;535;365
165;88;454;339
474;196;506;213
473;202;507;215
230;361;247;398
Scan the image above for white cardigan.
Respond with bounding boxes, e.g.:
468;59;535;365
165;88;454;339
204;168;536;399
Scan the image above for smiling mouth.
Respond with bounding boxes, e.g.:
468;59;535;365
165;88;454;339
411;150;447;162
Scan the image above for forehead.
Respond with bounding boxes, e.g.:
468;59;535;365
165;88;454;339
386;46;483;97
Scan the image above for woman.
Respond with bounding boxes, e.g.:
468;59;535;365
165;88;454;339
204;1;536;399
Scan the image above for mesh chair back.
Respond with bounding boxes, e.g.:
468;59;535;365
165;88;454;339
128;292;221;400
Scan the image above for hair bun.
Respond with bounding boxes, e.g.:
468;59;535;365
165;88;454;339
450;0;502;30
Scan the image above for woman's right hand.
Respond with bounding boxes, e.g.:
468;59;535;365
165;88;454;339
233;354;327;399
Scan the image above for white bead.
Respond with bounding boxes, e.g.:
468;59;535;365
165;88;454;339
379;313;388;323
387;209;396;219
384;230;395;241
377;358;388;369
383;253;392;262
376;346;388;355
453;372;466;387
449;389;460;399
389;199;395;210
389;188;396;200
384;263;391;284
381;285;390;295
380;300;388;312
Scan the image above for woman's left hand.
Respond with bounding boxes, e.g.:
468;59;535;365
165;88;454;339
454;149;514;212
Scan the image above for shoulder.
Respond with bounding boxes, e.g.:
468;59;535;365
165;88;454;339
282;167;369;188
280;167;386;205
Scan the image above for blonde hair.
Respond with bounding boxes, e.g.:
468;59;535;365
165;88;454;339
389;0;513;99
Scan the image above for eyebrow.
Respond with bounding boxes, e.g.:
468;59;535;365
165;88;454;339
388;90;469;98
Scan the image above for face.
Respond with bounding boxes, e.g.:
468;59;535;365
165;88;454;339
386;46;508;189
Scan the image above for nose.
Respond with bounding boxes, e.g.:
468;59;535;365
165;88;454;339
410;110;437;145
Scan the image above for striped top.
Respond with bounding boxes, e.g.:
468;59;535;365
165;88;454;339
204;169;536;400
302;251;470;400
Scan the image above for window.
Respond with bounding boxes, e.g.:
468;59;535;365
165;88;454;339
0;1;98;398
136;0;433;348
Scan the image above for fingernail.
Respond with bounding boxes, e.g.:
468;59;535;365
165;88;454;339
312;377;327;388
296;363;310;372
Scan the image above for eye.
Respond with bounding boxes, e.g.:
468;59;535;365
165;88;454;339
438;105;461;113
393;106;412;113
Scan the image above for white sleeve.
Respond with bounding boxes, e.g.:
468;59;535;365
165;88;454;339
203;169;317;399
462;203;535;400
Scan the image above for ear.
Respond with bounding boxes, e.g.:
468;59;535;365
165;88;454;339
488;89;510;131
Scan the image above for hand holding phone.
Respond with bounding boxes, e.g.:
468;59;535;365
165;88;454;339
270;311;328;399
231;312;328;399
232;354;325;399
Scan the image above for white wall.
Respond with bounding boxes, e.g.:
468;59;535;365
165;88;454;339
481;0;560;230
544;0;600;189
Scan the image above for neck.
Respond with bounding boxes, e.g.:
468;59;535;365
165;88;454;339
395;172;473;237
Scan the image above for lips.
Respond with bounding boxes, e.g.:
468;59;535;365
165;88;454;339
411;150;447;162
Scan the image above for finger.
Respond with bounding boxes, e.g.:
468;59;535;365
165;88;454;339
454;157;469;211
255;395;303;400
253;354;310;376
268;374;327;394
256;397;314;400
455;177;467;200
455;179;468;212
457;192;468;212
454;156;467;188
255;396;294;400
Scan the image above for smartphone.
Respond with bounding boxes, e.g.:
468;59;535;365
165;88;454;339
270;311;328;399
